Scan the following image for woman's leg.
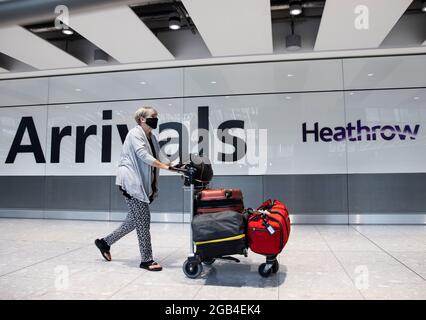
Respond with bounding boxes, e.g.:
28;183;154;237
130;198;153;262
103;197;136;246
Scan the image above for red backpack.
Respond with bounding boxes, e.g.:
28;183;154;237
247;199;291;256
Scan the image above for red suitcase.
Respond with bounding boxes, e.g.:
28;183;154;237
247;199;291;256
195;188;244;214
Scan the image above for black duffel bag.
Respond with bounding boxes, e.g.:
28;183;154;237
192;210;247;259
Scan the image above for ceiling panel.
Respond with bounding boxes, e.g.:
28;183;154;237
181;0;273;56
66;6;174;63
0;26;87;70
314;0;413;51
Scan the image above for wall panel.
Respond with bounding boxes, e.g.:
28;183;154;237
0;54;425;224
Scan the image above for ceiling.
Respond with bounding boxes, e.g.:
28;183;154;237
61;5;174;63
181;0;273;56
314;0;415;51
0;0;425;78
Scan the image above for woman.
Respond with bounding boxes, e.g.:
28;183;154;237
95;106;175;271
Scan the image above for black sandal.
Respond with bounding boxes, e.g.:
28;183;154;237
94;239;111;261
140;260;163;271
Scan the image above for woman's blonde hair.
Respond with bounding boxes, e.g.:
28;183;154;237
134;106;158;124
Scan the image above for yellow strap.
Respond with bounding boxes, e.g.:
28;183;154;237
195;234;245;245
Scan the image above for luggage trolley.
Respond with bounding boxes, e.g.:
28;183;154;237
181;166;204;278
173;165;246;279
173;161;283;279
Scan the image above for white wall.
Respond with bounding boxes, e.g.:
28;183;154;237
1;54;425;177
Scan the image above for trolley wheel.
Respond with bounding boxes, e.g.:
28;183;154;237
272;260;279;273
258;263;272;278
183;259;203;278
202;258;216;266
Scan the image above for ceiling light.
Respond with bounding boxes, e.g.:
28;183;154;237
75;88;81;92
289;1;302;16
210;81;217;84
139;81;146;85
285;96;292;100
94;49;108;64
286;34;301;50
286;20;301;51
62;28;74;35
169;15;181;30
422;0;426;12
414;96;420;100
367;73;374;77
287;74;294;77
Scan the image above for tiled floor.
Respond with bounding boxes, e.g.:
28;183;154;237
0;218;425;300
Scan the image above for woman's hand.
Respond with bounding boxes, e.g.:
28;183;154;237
152;159;171;170
167;165;179;171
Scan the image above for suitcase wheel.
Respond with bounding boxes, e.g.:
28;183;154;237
202;258;216;266
258;259;279;277
258;263;272;277
272;260;279;273
183;259;203;279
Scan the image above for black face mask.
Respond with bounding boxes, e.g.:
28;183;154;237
145;117;158;129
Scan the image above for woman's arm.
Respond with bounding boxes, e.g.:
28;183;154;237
151;159;170;170
130;133;156;164
154;134;179;169
130;132;170;170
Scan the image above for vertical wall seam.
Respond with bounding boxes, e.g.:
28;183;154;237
341;59;350;225
43;77;50;219
109;176;112;221
182;67;186;223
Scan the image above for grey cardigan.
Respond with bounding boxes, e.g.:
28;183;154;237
115;125;170;203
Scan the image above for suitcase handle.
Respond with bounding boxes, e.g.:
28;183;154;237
246;209;269;221
258;199;275;210
244;208;255;215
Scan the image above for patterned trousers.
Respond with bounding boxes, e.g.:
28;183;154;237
104;197;153;262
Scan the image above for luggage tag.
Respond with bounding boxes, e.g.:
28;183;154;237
265;224;276;235
259;210;276;235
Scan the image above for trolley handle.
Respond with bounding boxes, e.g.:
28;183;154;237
169;166;188;174
171;166;196;184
